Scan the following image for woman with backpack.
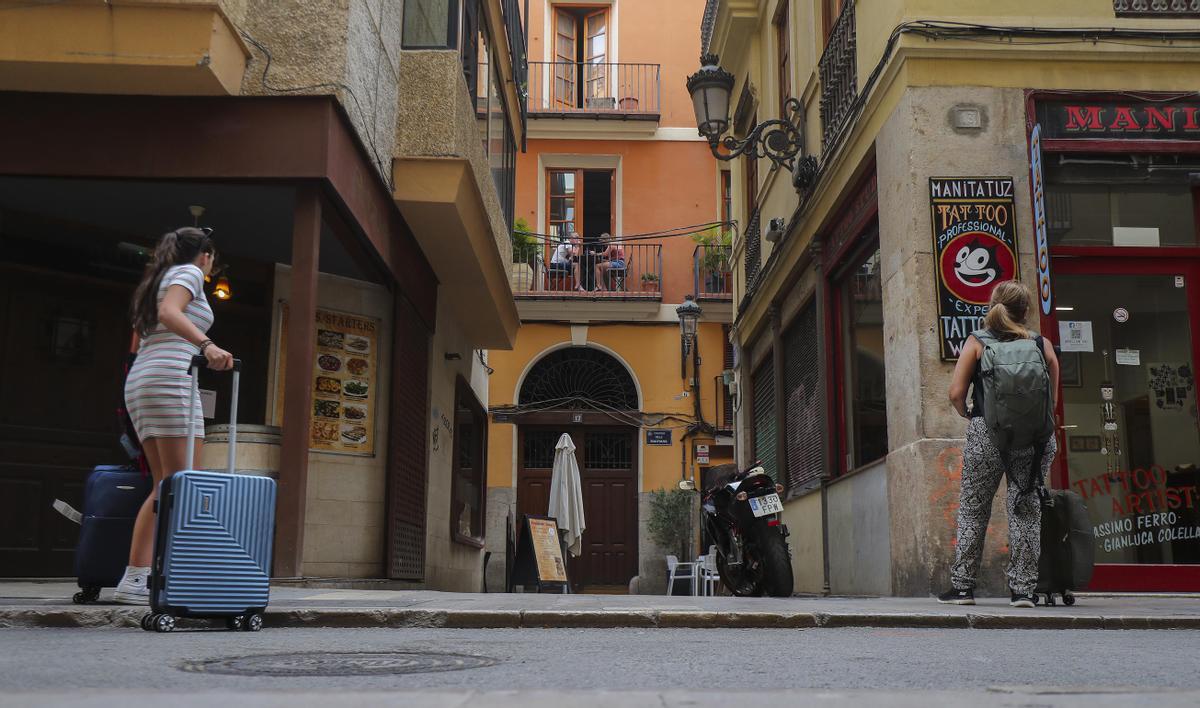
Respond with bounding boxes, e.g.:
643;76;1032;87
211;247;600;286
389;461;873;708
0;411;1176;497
939;281;1058;608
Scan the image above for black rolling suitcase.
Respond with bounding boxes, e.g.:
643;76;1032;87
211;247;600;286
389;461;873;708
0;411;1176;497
71;465;152;604
1035;486;1095;606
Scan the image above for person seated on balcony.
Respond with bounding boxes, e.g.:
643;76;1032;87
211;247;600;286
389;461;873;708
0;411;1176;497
548;236;573;287
594;232;626;292
568;232;589;292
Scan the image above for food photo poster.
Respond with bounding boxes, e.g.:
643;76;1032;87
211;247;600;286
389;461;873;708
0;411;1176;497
276;304;379;456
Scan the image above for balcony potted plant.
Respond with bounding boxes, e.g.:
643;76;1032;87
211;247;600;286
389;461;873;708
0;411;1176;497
509;217;542;292
640;271;660;292
692;226;732;294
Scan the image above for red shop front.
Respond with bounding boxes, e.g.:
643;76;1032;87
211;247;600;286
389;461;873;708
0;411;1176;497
1029;91;1200;591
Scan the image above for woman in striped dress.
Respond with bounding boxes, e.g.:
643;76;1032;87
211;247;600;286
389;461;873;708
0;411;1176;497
114;228;235;604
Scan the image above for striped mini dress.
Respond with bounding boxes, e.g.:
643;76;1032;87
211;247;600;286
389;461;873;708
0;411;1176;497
124;264;214;440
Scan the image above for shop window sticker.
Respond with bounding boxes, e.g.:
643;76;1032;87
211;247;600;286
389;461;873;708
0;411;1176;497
1148;363;1194;411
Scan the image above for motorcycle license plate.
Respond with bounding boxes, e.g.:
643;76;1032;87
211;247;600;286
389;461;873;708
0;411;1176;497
749;493;783;517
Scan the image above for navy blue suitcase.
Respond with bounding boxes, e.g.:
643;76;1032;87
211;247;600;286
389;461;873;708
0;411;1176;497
72;465;152;604
142;356;277;633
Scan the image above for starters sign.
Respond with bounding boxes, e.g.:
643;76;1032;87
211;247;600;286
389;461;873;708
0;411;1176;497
929;177;1021;360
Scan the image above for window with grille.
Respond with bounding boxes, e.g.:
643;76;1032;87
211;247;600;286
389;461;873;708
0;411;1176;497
523;430;560;469
518;347;638;411
752;356;778;480
783;301;822;496
584;432;633;469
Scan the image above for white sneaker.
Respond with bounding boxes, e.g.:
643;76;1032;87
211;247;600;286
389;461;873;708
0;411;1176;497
113;566;151;605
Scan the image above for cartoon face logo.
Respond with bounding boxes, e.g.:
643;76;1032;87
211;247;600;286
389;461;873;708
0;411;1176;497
938;231;1016;305
954;239;998;288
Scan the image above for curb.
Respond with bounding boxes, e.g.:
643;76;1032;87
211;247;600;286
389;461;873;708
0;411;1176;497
4;607;1200;630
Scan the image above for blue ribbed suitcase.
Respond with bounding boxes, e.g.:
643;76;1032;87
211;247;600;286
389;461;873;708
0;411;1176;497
143;356;276;633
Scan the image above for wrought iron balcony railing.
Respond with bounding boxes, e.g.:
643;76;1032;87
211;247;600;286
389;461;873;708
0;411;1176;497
694;244;733;300
818;0;858;152
527;62;661;118
501;0;528;123
1114;0;1200;16
509;237;663;299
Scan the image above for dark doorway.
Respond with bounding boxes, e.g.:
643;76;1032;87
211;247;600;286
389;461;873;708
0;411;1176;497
517;426;637;593
582;170;612;241
514;345;640;592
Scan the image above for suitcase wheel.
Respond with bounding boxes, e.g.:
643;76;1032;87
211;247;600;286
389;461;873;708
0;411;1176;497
152;614;176;633
140;613;155;631
245;613;264;632
226;616;244;631
73;587;101;605
1044;593;1057;606
1062;591;1076;606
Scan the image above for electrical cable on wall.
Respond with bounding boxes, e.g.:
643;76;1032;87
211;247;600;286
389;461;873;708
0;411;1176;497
490;395;700;430
514;220;737;245
238;29;394;190
477;349;495;376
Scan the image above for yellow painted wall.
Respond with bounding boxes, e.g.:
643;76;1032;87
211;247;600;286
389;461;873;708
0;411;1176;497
487;320;730;492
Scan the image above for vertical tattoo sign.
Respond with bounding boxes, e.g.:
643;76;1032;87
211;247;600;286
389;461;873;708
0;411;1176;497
929;177;1020;360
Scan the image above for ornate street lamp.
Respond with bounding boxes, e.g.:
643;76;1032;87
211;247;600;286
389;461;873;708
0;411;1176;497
676;294;702;378
686;54;817;188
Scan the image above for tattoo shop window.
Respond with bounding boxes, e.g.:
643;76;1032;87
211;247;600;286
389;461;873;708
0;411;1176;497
838;243;888;471
451;377;487;547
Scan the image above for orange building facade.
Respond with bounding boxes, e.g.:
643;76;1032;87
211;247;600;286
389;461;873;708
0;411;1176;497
484;0;733;593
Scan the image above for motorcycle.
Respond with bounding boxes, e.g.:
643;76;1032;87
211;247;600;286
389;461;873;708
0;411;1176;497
680;463;794;597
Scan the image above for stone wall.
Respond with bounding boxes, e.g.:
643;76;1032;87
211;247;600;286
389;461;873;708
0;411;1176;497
423;294;492;592
269;264;393;579
239;0;400;181
395;50;510;262
878;85;1038;596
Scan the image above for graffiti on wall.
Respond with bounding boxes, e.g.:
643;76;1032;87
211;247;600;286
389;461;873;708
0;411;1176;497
929;446;1007;555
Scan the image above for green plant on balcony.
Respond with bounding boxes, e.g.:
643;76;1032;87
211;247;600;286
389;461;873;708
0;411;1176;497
692;226;732;292
640;271;660;291
512;216;537;264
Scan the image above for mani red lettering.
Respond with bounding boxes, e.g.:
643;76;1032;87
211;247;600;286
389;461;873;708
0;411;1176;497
1185;107;1200;130
1064;105;1104;131
1110;106;1141;131
1144;107;1175;131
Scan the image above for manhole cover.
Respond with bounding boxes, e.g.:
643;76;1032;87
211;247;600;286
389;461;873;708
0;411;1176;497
181;651;497;677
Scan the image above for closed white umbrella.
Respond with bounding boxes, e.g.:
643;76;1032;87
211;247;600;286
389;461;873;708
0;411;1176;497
548;433;586;558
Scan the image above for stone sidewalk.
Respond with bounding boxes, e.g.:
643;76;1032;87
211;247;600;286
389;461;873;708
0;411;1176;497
2;581;1198;630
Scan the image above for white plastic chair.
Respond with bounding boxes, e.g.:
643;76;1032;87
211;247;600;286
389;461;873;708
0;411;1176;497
665;555;697;596
700;546;720;596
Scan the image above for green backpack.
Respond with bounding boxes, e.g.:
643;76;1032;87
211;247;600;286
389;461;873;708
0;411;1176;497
973;329;1055;491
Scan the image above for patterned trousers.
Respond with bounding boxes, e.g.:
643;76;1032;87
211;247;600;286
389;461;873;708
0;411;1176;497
950;416;1057;595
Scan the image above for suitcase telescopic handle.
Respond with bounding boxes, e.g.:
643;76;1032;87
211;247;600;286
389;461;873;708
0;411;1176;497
185;355;243;473
189;355;242;372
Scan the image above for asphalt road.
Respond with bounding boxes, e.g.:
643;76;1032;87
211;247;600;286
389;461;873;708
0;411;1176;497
2;627;1198;705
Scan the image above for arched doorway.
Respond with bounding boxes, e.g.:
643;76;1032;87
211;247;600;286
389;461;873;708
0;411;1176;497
516;347;639;592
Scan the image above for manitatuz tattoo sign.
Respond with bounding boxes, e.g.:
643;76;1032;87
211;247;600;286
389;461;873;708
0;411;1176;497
929;177;1020;360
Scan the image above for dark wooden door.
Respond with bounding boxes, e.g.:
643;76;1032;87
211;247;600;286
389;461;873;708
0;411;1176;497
0;265;131;577
517;425;638;592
